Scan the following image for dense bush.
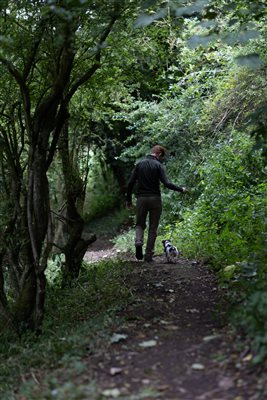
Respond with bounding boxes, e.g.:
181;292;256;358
162;131;267;360
169;132;266;266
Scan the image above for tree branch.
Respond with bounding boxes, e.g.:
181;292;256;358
67;14;119;101
23;20;45;81
0;58;32;135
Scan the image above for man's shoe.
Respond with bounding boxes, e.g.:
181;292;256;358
135;245;143;260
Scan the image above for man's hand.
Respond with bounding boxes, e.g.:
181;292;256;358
181;187;188;194
126;201;133;209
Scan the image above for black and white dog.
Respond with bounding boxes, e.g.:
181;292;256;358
162;239;179;263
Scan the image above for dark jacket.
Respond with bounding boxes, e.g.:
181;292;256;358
126;155;184;202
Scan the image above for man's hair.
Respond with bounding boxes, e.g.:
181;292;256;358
151;145;166;157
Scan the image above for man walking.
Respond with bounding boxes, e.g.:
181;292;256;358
126;145;187;262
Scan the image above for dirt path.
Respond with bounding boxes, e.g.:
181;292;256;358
83;240;265;400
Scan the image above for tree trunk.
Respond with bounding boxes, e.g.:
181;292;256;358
0;5;119;331
0;256;8;307
59;122;97;287
13;268;36;330
62;230;96;287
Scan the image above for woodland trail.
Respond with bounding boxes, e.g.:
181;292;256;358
82;239;266;400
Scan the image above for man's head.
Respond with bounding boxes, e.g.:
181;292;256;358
151;145;166;161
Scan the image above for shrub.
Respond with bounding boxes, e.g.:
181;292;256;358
168;132;266;267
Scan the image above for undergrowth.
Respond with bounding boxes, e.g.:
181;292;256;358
163;132;267;362
0;259;133;400
85;207;133;237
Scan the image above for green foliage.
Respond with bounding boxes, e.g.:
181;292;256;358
113;227;135;253
0;259;132;399
85;208;132;243
168;132;266;265
83;152;121;220
237;289;267;364
220;251;267;363
162;132;267;361
46;254;64;287
115;36;231;163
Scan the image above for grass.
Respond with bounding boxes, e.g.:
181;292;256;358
0;259;133;400
84;207;133;238
112;225;169;256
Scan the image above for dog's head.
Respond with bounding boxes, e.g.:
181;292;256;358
162;239;171;247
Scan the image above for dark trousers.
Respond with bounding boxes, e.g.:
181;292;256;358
135;196;162;258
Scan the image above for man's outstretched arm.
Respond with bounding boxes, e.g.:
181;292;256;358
159;165;187;193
